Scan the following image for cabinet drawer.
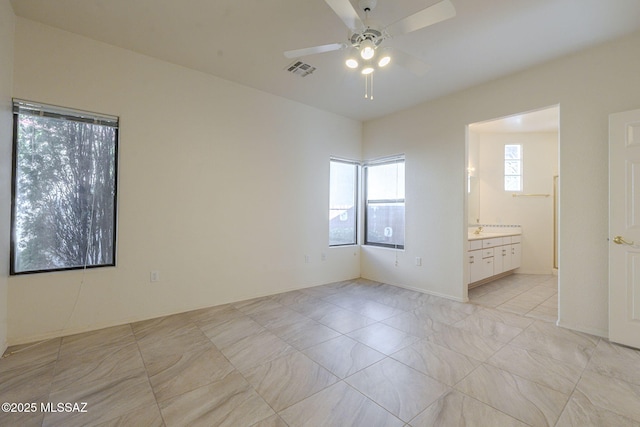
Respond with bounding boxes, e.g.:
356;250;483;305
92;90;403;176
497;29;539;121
482;248;494;258
482;238;503;248
511;235;522;244
469;240;482;251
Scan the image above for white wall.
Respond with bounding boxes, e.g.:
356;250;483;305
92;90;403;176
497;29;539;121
477;131;558;274
0;0;15;354
362;30;640;337
8;19;362;344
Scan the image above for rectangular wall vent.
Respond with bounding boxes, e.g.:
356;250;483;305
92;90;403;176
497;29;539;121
286;61;316;77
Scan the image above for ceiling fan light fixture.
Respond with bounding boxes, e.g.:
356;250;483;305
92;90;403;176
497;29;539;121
345;57;359;69
378;55;391;67
360;40;376;60
361;66;374;75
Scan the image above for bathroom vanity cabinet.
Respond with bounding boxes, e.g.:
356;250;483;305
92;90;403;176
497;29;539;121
468;234;521;287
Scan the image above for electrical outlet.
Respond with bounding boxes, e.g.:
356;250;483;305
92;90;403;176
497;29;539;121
304;255;310;263
415;257;422;266
321;252;326;261
150;270;160;282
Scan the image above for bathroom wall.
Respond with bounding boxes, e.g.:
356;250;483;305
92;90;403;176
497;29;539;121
476;131;558;274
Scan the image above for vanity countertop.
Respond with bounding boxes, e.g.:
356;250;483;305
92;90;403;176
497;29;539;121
468;231;521;241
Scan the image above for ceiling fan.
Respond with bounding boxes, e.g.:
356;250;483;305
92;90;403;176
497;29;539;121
284;0;456;90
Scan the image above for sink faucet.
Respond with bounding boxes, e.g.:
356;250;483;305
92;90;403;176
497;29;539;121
474;226;483;235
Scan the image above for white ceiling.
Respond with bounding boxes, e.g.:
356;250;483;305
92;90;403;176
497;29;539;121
9;0;640;121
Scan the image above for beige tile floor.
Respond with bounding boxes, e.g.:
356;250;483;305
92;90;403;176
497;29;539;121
1;274;639;426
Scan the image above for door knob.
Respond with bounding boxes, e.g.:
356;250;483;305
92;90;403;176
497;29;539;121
613;235;634;245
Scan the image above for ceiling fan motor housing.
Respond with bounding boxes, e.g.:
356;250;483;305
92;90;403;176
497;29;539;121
350;28;384;48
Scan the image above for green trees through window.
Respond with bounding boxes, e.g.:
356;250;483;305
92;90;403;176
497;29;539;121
11;100;118;274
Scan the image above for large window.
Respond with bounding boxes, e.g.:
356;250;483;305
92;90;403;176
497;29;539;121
504;144;522;191
329;159;358;246
11;100;118;274
364;157;405;249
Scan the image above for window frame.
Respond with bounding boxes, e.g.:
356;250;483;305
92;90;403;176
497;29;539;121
10;99;119;275
363;156;405;250
329;157;359;247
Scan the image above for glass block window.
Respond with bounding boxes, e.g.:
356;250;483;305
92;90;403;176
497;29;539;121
504;144;522;192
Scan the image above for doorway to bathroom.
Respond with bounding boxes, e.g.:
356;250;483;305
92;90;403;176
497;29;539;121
465;106;560;314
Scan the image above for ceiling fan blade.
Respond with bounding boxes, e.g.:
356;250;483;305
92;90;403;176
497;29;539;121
392;49;431;76
284;43;347;59
385;0;456;36
324;0;364;31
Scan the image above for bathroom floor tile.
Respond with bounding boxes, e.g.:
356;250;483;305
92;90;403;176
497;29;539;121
279;381;404;427
233;297;284;315
347;322;420;355
585;339;640;386
455;364;569;426
95;403;164;427
487;344;582;394
269;289;318;306
249;306;309;330
158;370;274;427
509;320;598;368
303;335;385;379
44;371;157;427
426;324;505;361
147;345;236;402
391;339;480;386
413;303;471;325
410;389;528;427
1;338;61;373
219;329;296;373
271;318;341;350
52;341;146;392
345;357;448;422
555;389;640;427
574;370;640;422
188;303;246;329
382;311;448;338
244;351;339;412
200;315;265;349
59;324;135;359
454;313;525;343
313;305;377;334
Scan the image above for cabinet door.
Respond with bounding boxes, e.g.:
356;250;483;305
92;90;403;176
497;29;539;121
494;246;505;275
481;256;494;280
511;243;522;269
469;250;483;283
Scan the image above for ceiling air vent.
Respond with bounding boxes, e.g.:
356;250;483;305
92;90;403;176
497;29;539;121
286;60;316;77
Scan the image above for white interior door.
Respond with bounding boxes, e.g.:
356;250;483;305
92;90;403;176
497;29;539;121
609;108;640;349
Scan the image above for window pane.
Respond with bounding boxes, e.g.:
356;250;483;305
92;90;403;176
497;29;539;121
366;202;405;247
366;162;405;200
329;160;357;246
365;159;405;249
505;160;521;175
12;112;117;273
505;175;521;191
505;144;521;159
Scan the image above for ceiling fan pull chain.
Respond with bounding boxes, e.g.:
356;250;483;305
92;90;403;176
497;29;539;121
364;73;368;99
370;72;374;100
